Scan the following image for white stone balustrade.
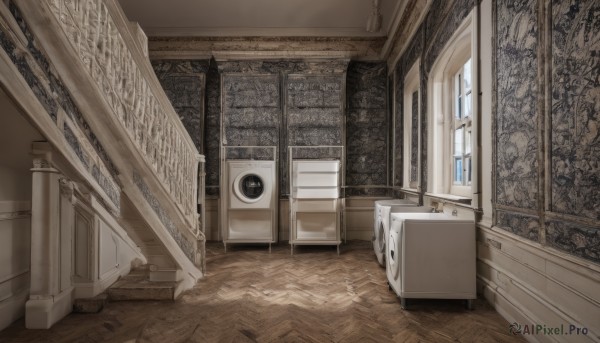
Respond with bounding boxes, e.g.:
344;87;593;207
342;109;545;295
45;0;200;225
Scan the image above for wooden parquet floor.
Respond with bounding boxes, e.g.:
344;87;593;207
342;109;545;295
0;241;522;342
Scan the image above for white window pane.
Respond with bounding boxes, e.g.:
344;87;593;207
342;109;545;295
454;127;463;155
466;157;472;184
465;129;471;154
465;92;472;118
454;157;463;184
464;58;472;92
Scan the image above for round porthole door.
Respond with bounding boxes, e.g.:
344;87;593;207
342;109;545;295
377;217;385;253
233;172;265;203
389;230;400;280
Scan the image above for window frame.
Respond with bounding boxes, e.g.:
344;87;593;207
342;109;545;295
402;60;420;191
427;10;479;200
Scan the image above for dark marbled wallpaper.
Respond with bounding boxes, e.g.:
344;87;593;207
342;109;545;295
285;75;345;196
222;74;281;147
546;220;600;264
152;60;208;153
205;61;221;197
133;171;195;263
495;0;539;210
394;26;424;189
551;0;600;221
496;210;540;242
215;60;348;197
394;70;404;188
422;0;475;74
345;62;388;190
410;90;419;183
151;59;222;197
286;76;343;146
388;74;395;188
217;60;348;75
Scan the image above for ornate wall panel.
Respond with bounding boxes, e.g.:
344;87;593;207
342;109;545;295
345;62;388;197
152;60;208;153
217;60;347;197
222;74;281;147
410;90;419;183
546;220;600;264
550;0;600;221
496;210;540;242
495;0;539;210
204;62;221;197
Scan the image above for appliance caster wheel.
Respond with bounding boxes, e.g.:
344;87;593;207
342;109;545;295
465;299;473;310
400;298;409;310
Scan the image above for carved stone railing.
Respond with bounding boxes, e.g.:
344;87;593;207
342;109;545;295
45;0;200;226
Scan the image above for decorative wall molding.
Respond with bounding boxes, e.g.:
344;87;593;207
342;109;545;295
217;59;350;74
494;0;600;264
149;36;385;62
384;0;431;71
0;201;31;221
477;226;599;342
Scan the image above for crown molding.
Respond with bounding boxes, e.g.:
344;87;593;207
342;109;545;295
149;36;386;61
383;0;432;71
144;26;386;38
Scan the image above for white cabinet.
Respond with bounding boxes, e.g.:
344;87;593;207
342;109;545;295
289;160;342;254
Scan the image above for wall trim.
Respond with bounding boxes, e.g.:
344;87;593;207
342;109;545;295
477;226;600;342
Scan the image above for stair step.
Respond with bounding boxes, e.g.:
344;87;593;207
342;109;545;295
107;279;180;301
73;293;108;313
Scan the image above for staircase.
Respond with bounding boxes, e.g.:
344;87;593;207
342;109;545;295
14;0;206;290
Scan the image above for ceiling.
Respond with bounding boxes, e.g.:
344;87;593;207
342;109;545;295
118;0;402;37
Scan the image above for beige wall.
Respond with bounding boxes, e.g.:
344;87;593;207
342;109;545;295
0;90;40;331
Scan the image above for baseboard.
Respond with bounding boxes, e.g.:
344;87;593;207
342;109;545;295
25;287;74;329
477;227;599;343
0;289;28;331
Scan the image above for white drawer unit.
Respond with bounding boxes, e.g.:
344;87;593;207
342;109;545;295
289;159;342;254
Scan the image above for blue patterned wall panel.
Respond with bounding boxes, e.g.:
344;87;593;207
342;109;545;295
551;0;600;221
496;0;539;210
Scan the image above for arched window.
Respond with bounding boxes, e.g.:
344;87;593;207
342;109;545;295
427;11;478;200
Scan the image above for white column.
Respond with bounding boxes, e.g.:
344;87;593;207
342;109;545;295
25;156;74;329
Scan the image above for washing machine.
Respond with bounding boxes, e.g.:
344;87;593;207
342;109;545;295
372;199;416;265
373;204;435;266
223;160;277;248
386;213;476;309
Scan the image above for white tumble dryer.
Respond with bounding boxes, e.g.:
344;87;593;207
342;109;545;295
373;204;434;266
223;160;277;250
386;213;476;309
